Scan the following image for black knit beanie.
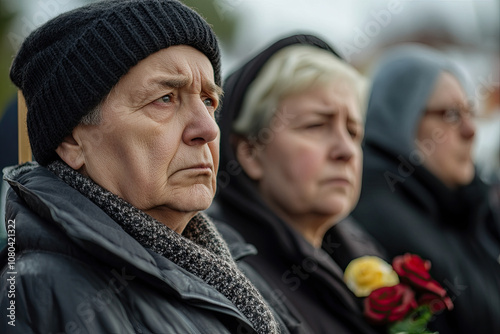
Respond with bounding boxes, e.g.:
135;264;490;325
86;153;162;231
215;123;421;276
10;0;221;166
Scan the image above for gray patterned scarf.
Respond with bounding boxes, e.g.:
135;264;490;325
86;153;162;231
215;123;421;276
48;161;279;334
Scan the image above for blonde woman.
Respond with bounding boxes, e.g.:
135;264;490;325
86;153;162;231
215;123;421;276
209;34;383;333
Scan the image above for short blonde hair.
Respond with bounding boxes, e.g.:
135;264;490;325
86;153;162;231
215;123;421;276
233;45;367;137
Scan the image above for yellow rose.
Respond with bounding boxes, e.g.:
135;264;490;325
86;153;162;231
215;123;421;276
343;256;399;297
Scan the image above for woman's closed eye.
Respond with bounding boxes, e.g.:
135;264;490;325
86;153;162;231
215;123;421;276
300;116;329;130
348;127;358;138
347;124;363;141
305;122;327;129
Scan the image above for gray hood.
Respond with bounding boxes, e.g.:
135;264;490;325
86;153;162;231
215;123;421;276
364;44;471;158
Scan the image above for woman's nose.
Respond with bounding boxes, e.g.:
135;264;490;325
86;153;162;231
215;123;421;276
182;99;219;145
460;114;476;140
328;127;356;161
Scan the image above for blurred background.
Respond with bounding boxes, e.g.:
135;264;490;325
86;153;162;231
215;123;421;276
0;0;499;183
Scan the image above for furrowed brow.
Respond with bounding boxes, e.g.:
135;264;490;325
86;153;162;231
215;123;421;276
133;76;190;105
205;81;224;98
133;76;222;106
157;77;190;89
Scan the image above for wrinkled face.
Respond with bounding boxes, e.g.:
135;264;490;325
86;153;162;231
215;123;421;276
72;46;221;230
245;82;364;224
417;72;476;188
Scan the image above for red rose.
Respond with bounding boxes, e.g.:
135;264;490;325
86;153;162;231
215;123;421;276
364;283;418;324
418;292;454;313
392;253;447;297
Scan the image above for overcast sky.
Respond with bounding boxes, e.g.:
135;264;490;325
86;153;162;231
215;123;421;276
221;0;499;71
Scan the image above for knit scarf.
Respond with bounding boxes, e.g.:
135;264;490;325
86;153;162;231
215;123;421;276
48;161;279;334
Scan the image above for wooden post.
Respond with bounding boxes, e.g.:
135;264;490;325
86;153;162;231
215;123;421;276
18;90;32;164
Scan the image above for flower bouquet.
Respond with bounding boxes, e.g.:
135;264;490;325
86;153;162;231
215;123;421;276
344;253;453;334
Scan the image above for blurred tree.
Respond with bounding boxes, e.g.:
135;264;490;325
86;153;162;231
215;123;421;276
180;0;237;45
0;0;237;119
0;2;17;118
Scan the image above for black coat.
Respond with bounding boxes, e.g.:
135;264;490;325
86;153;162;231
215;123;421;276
0;163;285;334
209;34;384;334
351;45;500;334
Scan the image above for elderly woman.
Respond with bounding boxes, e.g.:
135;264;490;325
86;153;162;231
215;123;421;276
209;34;383;333
351;44;500;333
0;1;285;333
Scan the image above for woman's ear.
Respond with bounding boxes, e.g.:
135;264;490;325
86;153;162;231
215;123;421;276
235;139;264;181
55;128;85;170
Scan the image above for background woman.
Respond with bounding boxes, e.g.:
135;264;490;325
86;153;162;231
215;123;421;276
352;44;500;334
209;34;383;333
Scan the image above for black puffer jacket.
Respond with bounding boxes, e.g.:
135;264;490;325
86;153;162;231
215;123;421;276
208;34;384;334
0;163;283;334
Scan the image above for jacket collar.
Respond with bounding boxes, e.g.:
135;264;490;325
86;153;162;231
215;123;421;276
212;219;258;261
4;162;255;327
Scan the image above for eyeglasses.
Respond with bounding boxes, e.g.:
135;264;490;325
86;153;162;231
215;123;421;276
424;106;476;124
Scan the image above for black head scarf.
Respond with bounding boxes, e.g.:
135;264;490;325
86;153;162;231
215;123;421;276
216;35;341;245
211;34;381;334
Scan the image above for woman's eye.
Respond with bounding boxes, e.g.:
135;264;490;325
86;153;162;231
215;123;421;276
443;109;461;123
305;123;325;129
156;94;172;104
203;98;215;107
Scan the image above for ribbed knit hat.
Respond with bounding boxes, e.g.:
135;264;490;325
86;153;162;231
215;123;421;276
10;0;221;166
